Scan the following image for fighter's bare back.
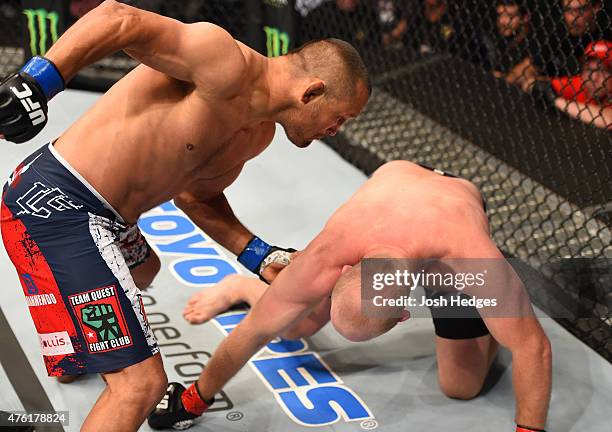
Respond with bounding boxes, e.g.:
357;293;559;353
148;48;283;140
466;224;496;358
321;160;489;268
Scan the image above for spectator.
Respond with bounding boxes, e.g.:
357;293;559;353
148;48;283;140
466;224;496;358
403;0;464;57
516;0;611;91
552;41;612;129
301;0;380;60
483;0;532;85
376;0;409;48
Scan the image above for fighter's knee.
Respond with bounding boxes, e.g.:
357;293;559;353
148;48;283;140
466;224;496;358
439;377;483;400
125;372;167;407
107;363;168;406
150;374;170;405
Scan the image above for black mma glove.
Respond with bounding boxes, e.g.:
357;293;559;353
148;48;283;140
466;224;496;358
148;382;213;430
0;56;64;143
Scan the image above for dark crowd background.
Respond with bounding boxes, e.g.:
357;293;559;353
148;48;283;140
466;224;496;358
300;0;611;130
0;0;610;362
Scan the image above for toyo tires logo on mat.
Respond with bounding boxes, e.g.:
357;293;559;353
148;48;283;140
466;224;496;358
212;311;374;427
139;201;375;427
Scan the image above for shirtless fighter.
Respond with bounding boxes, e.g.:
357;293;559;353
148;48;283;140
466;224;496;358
150;161;552;432
0;1;369;430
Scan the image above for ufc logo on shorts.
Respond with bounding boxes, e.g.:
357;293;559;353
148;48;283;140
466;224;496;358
10;83;46;126
16;181;83;219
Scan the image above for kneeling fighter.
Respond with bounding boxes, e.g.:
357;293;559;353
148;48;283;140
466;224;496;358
0;1;370;430
150;161;552;432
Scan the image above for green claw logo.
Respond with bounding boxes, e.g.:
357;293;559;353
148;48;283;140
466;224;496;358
23;8;60;56
81;303;124;341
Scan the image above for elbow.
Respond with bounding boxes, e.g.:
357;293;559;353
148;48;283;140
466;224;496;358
97;0;125;17
532;331;552;364
97;0;139;39
174;194;201;214
539;335;552;368
519;333;552;369
173;196;189;212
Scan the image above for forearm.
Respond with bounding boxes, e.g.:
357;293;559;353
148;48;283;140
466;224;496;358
197;318;271;400
45;1;145;81
512;338;552;429
179;194;252;256
196;245;337;399
282;297;331;339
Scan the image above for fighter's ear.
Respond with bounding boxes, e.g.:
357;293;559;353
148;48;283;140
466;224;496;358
301;80;325;104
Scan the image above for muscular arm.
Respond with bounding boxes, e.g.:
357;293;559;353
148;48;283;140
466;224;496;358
460;240;551;429
195;229;354;400
175;167;252;256
45;0;245;88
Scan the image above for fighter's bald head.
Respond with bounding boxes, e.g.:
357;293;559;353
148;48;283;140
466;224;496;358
331;260;405;342
289;38;371;100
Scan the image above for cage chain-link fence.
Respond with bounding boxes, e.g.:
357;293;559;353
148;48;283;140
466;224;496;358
305;0;611;361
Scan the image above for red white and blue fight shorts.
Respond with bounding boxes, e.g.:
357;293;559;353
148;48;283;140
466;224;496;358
1;143;159;376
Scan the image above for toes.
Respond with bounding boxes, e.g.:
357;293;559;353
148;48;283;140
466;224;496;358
189;313;207;324
187;295;199;306
184;312;199;324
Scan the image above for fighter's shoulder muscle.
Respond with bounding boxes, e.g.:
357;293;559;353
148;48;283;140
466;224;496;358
184;23;248;98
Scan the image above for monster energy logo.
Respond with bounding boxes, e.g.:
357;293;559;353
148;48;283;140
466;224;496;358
264;26;290;57
23;8;60;56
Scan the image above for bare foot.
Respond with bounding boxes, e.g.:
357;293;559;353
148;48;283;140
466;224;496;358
183;274;247;324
